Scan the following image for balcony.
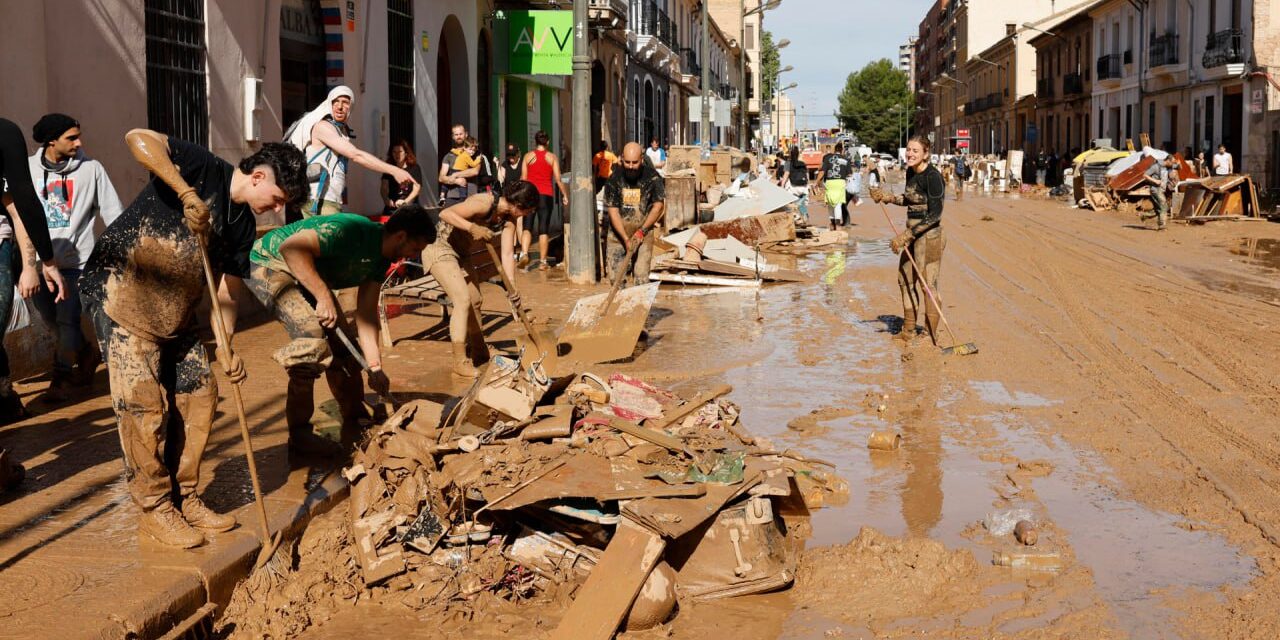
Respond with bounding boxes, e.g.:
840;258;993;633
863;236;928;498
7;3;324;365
1036;78;1054;99
1063;72;1084;95
632;1;676;70
986;92;1001;111
1096;54;1122;87
1202;28;1245;79
1148;32;1179;72
678;47;700;85
587;0;628;30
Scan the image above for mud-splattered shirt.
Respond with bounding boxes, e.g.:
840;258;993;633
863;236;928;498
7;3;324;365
899;164;946;235
81;138;256;341
251;213;388;290
603;165;665;227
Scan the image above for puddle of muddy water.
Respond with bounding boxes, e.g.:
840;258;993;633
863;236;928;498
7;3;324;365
1228;237;1280;271
706;241;1255;638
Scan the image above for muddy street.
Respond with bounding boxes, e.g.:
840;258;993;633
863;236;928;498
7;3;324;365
256;193;1278;639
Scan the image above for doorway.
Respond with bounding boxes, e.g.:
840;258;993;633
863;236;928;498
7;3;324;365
279;0;327;130
1222;88;1243;170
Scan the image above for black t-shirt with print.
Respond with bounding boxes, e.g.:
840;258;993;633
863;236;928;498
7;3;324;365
81;138;255;339
820;153;851;180
603;163;666;226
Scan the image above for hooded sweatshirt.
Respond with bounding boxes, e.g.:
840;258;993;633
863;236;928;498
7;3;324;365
28;149;124;269
287;85;356;205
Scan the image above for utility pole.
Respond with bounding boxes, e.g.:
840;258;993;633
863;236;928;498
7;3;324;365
739;0;747;151
568;0;595;283
700;2;711;156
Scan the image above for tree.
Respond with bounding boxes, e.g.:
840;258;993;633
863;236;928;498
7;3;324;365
836;59;913;152
761;30;780;102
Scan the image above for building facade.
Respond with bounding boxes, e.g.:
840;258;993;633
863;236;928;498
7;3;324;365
901;36;919;92
1029;8;1095;158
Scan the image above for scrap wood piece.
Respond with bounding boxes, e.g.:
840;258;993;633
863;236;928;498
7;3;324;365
1108;155;1155;191
480;454;701;509
351;510;407;585
623;459;767;539
548;518;667;640
650;272;763;288
647;384;733;431
601;414;690;455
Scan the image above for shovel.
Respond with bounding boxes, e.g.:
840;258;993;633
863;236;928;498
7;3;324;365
876;202;978;356
194;235;283;569
330;322;399;416
555;232;659;365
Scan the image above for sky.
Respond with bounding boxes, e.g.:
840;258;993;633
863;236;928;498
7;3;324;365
763;0;934;129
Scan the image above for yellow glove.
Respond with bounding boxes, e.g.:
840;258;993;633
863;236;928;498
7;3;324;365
468;224;494;242
889;231;913;254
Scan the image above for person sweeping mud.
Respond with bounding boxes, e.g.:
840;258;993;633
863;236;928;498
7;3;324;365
80;130;307;548
245;206;436;453
603;142;666;285
423;180;539;378
871;136;946;345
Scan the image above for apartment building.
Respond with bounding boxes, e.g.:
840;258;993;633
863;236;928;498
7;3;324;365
1028;8;1095;156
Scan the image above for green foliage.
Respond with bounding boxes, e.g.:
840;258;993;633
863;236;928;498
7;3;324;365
836;59;913;152
761;30;780;100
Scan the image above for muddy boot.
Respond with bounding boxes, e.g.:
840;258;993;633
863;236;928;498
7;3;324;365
0;377;29;427
43;372;74;404
180;495;236;532
0;449;24;492
138;502;205;549
895;312;917;342
285;373;342;458
451;342;479;379
74;346;102;387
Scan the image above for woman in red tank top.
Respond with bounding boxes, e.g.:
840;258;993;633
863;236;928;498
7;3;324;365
519;130;569;270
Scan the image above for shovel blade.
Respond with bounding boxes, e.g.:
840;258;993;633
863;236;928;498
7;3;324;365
942;342;979;356
557;282;659;364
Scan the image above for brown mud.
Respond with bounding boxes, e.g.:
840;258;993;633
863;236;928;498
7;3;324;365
238;194;1280;638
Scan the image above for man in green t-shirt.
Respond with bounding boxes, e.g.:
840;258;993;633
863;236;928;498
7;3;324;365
245;206;435;454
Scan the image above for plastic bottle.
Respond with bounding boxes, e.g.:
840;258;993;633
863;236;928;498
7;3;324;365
992;550;1061;572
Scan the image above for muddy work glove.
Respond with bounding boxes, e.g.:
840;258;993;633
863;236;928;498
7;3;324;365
177;187;211;237
216;346;248;384
367;368;391;396
468;224;494;243
889;231;914;255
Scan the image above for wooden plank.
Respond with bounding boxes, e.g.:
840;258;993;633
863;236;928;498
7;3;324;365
647;384;733;431
604;415;687;453
549;518;667;640
649;272;763;287
1223;189;1244;215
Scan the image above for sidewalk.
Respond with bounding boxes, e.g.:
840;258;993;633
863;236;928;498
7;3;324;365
0;315;353;639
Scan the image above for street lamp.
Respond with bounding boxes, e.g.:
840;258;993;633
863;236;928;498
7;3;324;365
739;0;782;152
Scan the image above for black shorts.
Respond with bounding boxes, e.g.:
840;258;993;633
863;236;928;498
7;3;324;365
529;194;560;237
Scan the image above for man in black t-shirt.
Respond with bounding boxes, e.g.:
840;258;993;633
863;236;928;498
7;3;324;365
602;142;665;285
80;131;306;548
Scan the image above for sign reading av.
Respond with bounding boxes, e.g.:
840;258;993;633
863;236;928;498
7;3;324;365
494;10;573;76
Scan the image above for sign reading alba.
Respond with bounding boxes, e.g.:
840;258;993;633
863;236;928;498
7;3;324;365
496;10;573;76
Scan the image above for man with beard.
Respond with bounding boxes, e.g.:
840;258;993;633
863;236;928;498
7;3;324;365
602;142;665;285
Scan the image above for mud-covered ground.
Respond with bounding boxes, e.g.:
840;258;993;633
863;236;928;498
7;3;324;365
272;191;1280;639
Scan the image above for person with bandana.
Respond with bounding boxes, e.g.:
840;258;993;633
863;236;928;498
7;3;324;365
285;85;416;220
602;142;666;285
26;113;124;401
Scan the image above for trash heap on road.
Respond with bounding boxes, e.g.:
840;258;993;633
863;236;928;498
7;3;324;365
221;357;845;639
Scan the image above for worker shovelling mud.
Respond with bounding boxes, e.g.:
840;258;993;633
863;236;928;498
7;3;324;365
80;129;308;548
603;142;666;286
245;206;437;456
425;180;539;378
871;136;947;346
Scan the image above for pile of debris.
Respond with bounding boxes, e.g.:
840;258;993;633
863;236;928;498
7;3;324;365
1175;174;1265;222
220;358;844;638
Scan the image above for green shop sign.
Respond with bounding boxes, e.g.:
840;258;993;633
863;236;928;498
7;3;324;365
493;10;573;76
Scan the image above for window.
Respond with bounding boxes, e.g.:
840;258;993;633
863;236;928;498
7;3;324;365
1148;102;1156;141
1209;0;1217;34
1231;0;1241;28
1193;99;1202;152
387;0;414;144
1205;96;1215;149
1125;104;1133;142
1167;0;1177;33
145;0;208;145
745;24;755;49
1006;23;1016;36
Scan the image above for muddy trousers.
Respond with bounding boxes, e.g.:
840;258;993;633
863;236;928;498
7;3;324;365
898;227;946;343
242;266;365;437
1149;189;1169;228
605;229;654;287
84;297;217;512
420;244;487;361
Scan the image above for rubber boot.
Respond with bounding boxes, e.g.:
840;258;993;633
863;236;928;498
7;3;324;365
0;449;24;492
138;502;205;548
896;311;917;342
180;495;236;532
451;342;479;379
328;360;371;450
286;373;342;458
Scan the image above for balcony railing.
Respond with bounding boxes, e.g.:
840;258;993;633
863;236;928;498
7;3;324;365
987;92;1001;110
1202;28;1244;68
679;47;699;77
1149;32;1179;67
638;2;676;49
1036;78;1054;98
1063;72;1084;95
1096;54;1122;80
1123;49;1133;65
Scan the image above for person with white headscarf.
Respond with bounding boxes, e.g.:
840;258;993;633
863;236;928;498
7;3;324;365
286;85;417;219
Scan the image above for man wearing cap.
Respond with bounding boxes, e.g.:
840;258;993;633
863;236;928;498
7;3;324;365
286;85;416;220
28;114;123;401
